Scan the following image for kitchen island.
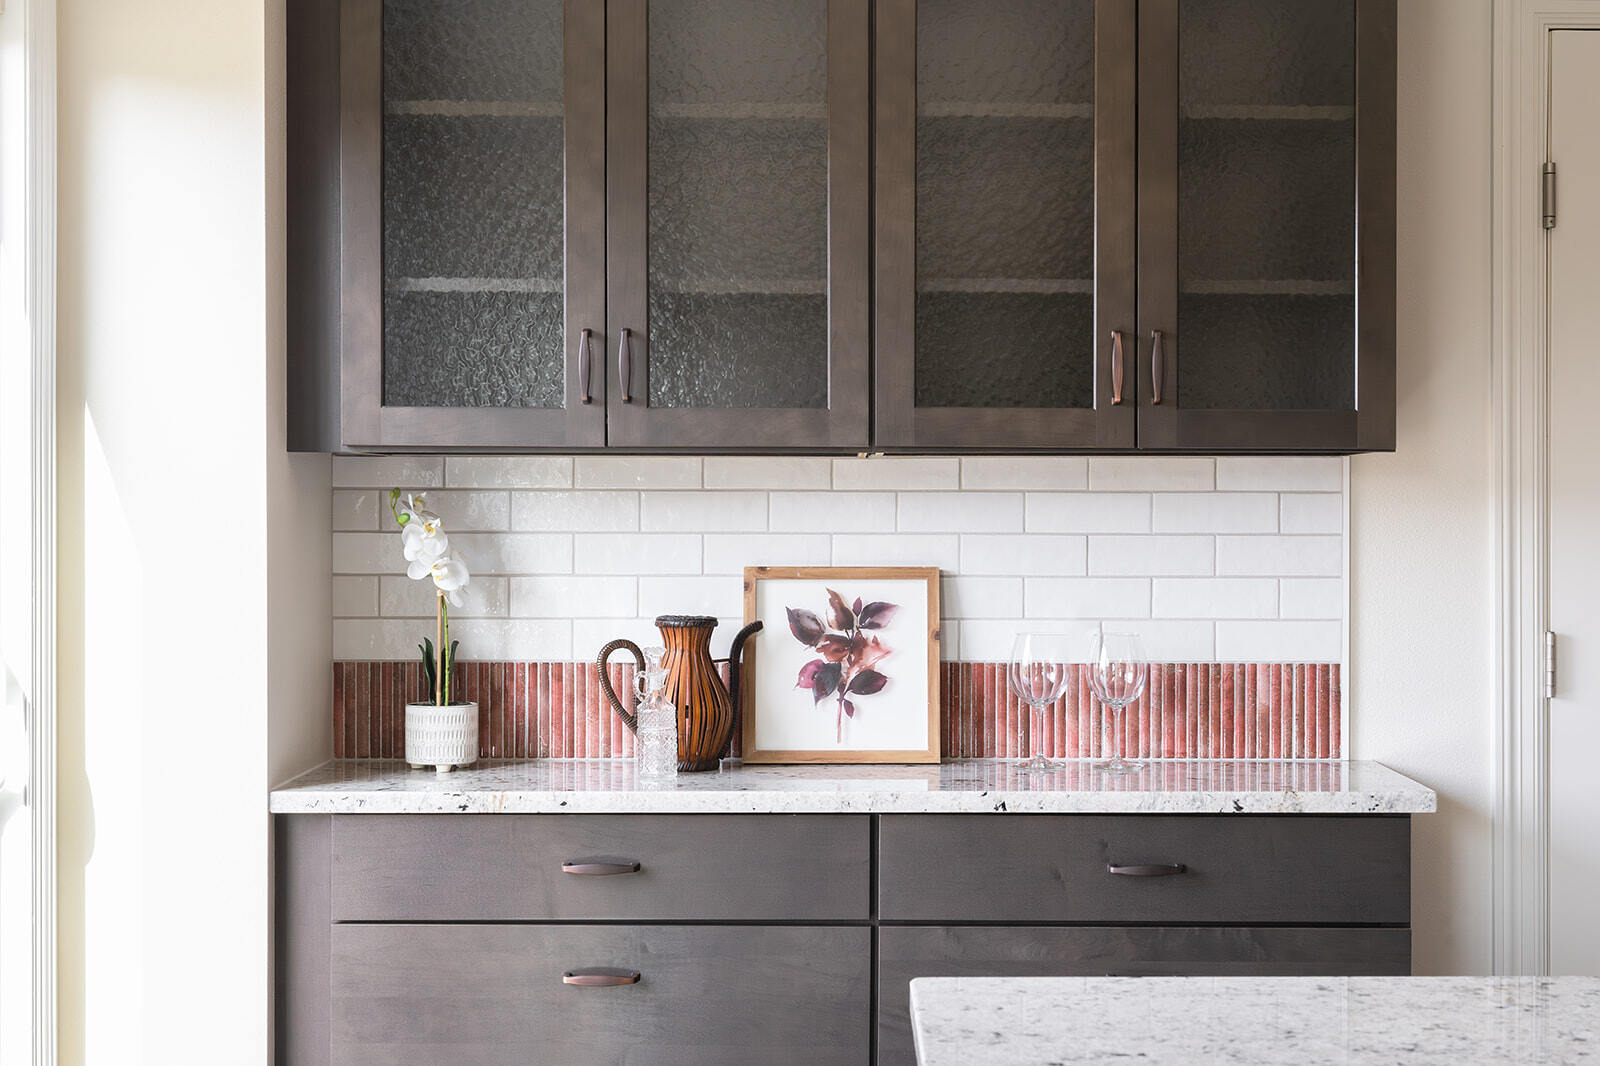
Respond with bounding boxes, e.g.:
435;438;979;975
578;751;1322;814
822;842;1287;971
908;976;1600;1065
271;760;1433;1066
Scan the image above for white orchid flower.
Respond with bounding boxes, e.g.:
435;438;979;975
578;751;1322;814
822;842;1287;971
401;508;449;564
426;553;471;608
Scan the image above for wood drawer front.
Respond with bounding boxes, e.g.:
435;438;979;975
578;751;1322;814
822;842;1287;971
876;925;1411;1066
331;814;870;922
331;924;870;1066
878;815;1409;924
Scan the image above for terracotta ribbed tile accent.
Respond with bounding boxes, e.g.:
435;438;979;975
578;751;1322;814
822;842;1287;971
331;660;1344;762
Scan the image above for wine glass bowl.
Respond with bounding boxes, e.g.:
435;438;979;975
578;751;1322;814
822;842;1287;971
1087;630;1149;775
1006;633;1074;772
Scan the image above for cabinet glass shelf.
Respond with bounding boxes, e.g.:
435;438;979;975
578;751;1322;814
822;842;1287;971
385;100;562;117
919;102;1093;119
1182;105;1353;121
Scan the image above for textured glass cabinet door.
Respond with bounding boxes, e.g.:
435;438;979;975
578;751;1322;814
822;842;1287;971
874;0;1137;449
1137;0;1396;451
337;0;605;449
606;0;870;449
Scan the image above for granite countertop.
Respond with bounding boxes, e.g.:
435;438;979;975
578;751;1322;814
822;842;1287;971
908;976;1600;1066
268;758;1435;815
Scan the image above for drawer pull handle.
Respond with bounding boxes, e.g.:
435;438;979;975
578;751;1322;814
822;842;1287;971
1107;863;1187;877
563;969;642;987
562;860;642;876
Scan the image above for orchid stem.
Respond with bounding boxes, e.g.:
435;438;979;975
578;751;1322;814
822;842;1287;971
436;593;445;706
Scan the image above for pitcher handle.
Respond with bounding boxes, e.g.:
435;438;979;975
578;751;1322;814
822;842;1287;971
722;621;765;758
597;639;645;734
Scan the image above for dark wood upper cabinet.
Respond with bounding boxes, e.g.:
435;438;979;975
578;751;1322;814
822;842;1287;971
874;0;1138;451
1134;0;1396;452
288;0;1394;454
605;0;871;450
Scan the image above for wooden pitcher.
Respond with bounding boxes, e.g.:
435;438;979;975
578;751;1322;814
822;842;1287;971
599;616;763;772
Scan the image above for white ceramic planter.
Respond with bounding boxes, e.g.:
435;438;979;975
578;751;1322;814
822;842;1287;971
406;701;478;773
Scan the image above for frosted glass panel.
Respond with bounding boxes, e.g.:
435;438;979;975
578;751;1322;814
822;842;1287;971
915;0;1096;409
647;0;829;409
381;0;566;409
1177;0;1356;411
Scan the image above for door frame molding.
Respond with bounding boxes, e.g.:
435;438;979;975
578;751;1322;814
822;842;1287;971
1490;0;1600;977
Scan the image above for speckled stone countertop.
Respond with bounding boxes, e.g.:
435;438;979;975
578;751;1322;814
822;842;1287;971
268;758;1435;814
908;976;1600;1066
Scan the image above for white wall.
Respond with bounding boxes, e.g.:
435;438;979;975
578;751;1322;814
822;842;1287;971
1351;0;1494;975
56;2;326;1065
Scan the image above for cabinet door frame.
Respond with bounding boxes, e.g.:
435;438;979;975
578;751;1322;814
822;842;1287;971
873;0;1138;451
604;0;871;451
335;0;608;451
1135;0;1396;452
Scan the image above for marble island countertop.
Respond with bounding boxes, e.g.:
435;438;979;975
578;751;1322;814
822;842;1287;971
268;758;1435;815
909;976;1600;1066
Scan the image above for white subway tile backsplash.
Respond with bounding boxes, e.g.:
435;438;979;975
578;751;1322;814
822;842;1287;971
332;576;378;618
332;455;444;489
961;535;1087;576
641;491;767;532
1151;493;1278;533
409;490;512;531
1279;493;1343;534
1087;457;1214;491
574;533;701;575
334;618;573;660
831;534;960;570
1107;620;1216;661
573;618;663;661
638;575;744;619
379;575;510;618
1024;577;1151;619
332;490;381;531
899;492;1024;532
1152;578;1278;619
1025;492;1152;533
771;491;896;532
512;491;639;532
1279;578;1344;619
703;534;832;574
1215;620;1342;661
575;456;701;489
445;456;573;489
703;456;832;490
961;456;1088;490
332;532;402;574
1216;457;1343;492
1088;535;1214;576
450;532;573;575
940;576;1025;619
939;620;960;660
331;456;1350;669
510;576;637;619
833;456;960;490
1216;535;1342;577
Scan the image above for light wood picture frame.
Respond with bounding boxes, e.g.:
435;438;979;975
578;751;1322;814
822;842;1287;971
741;566;941;764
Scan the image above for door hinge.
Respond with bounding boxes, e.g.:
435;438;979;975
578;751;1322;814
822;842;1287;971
1542;161;1557;229
1545;630;1557;699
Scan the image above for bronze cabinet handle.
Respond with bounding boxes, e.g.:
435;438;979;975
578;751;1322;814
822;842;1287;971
618;327;634;403
1150;330;1165;405
563;969;642;987
562;860;642;876
1107;863;1187;877
578;328;593;405
1110;330;1126;405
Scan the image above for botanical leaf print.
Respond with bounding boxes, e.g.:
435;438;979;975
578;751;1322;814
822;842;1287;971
788;590;897;742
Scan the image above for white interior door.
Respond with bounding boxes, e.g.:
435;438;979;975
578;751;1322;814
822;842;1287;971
1548;28;1600;978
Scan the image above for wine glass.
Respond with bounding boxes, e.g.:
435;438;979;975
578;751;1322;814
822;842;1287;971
1087;630;1149;775
1007;633;1073;772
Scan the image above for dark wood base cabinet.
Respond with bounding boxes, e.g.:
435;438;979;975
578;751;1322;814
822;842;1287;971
276;813;1412;1066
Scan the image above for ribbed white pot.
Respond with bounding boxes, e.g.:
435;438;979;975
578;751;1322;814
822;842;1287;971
406;702;478;773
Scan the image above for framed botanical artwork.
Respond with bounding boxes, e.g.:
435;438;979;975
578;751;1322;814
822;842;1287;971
740;566;941;764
